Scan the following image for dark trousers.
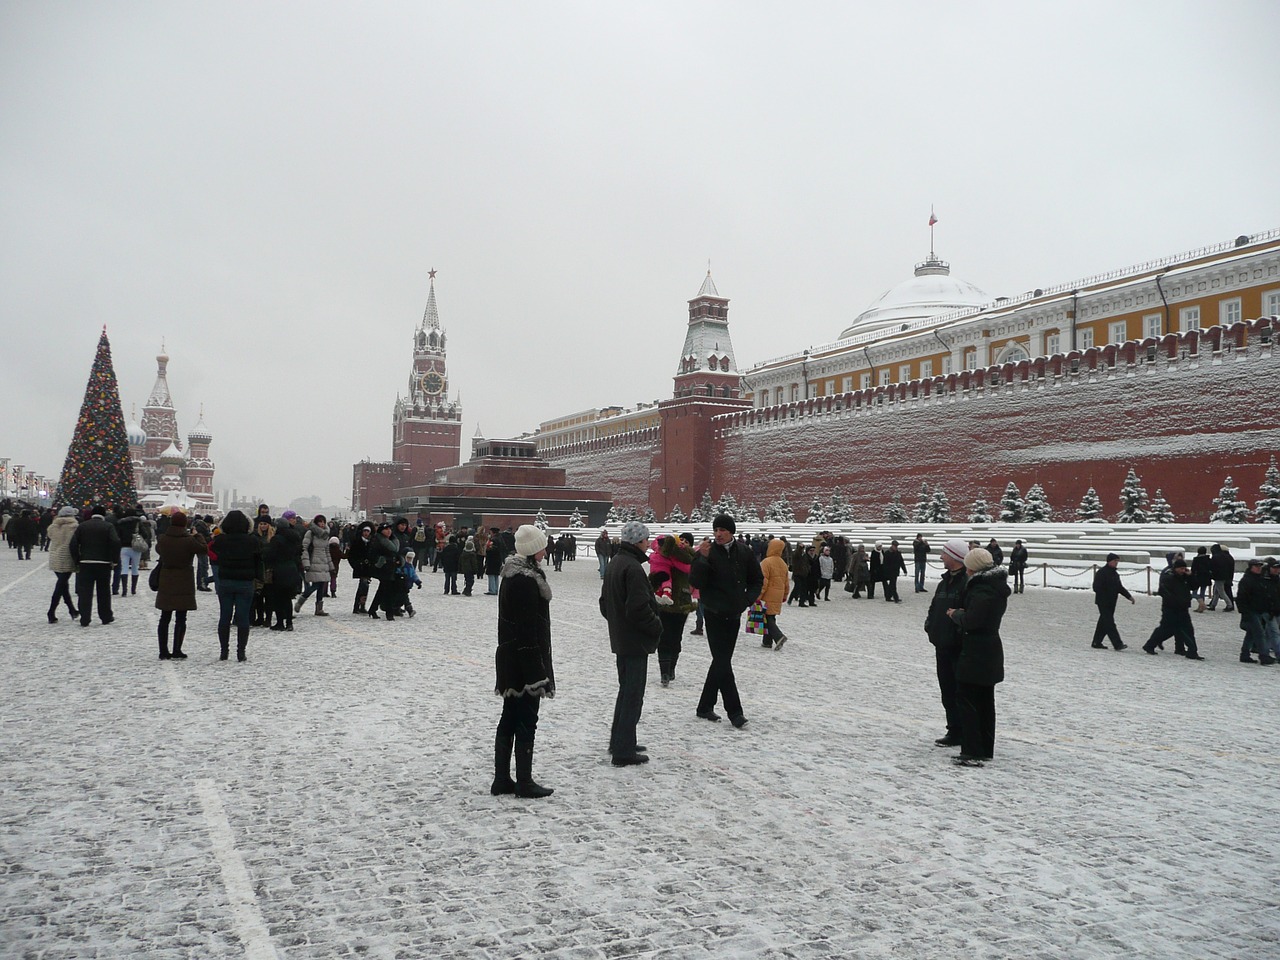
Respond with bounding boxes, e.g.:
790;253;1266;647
914;560;927;592
1093;602;1123;648
217;579;255;632
956;681;996;759
1012;567;1025;592
657;611;687;676
1241;612;1265;657
934;644;960;737
1145;609;1197;655
697;613;743;718
497;694;540;743
819;578;831;600
49;571;76;615
444;571;459;594
610;654;648;757
158;609;187;654
763;612;784;645
74;564;113;625
883;576;900;601
352;578;370;612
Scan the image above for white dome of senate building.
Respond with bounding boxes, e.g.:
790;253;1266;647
838;253;988;340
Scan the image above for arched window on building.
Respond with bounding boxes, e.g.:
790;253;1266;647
994;342;1030;365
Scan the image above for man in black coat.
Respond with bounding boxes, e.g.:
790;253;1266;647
883;540;908;603
912;534;930;593
1091;553;1134;650
1143;558;1201;658
599;520;663;766
925;539;969;747
1235;558;1271;664
689;514;763;728
1206;543;1236;612
69;505;120;626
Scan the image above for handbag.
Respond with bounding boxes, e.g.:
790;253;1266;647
148;560;162;592
745;600;767;635
844;578;856;593
131;533;147;552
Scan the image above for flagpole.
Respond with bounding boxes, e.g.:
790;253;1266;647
929;205;935;259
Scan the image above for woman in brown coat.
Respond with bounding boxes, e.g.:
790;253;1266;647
154;511;208;660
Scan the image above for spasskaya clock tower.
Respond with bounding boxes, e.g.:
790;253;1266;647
391;269;463;481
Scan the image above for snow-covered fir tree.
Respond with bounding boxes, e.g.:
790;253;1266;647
1255;456;1280;523
805;497;828;524
688;504;702;522
766;495;796;523
665;503;687;524
1115;469;1149;524
1149;489;1176;523
1209;476;1250;523
827;488;855;523
605;504;622;523
885;495;908;523
713;491;740;520
641;506;657;523
912;482;931;523
1075;487;1105;522
925;486;951;523
1023;483;1053;522
698;491;714;520
534;507;549;531
568;507;585;529
968;497;993;523
998;482;1025;523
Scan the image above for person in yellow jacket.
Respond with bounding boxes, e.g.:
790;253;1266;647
758;537;791;650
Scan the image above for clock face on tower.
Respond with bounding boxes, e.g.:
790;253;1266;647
421;371;445;395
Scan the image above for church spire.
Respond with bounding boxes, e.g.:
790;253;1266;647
146;342;173;408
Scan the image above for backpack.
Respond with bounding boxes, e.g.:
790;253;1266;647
414;527;427;543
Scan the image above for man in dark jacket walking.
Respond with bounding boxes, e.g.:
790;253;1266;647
925;539;969;747
689;514;763;728
883;540;907;603
1091;553;1134;650
1143;558;1201;658
912;534;930;593
1207;543;1236;612
1235;558;1274;664
600;521;662;766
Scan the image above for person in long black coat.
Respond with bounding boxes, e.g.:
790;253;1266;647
264;518;303;631
365;523;401;619
347;521;375;613
946;549;1010;766
882;542;908;603
867;545;884;599
209;510;264;661
1091;553;1134;650
925;539;970;747
1190;546;1213;613
492;525;556;798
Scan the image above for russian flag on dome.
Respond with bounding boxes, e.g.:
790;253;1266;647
928;209;938;227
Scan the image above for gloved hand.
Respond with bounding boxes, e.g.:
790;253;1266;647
416;583;422;589
656;594;674;606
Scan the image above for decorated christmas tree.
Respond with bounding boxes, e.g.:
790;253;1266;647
1115;469;1149;523
54;329;138;510
1255;456;1280;523
969;497;993;523
1209;476;1250;523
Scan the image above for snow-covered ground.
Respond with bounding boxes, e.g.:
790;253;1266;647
2;546;1277;959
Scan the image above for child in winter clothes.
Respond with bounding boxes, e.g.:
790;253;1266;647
395;551;422;618
328;535;343;598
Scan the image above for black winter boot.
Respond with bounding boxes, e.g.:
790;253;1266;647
172;622;187;659
514;740;553;798
218;623;230;660
236;626;250;662
131;575;139;596
490;735;516;795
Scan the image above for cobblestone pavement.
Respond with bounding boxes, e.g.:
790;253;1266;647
3;548;1278;959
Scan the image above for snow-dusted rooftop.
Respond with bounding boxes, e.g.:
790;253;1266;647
839;254;988;339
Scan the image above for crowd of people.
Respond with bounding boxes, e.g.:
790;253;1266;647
6;496;1272;789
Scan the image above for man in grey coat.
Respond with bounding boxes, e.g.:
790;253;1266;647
599;520;663;766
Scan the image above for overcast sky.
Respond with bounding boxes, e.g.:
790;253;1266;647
3;1;1278;510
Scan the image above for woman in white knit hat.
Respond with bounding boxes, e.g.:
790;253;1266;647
492;524;556;798
945;547;1010;767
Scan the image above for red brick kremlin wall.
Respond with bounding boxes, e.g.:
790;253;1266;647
548;319;1280;523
